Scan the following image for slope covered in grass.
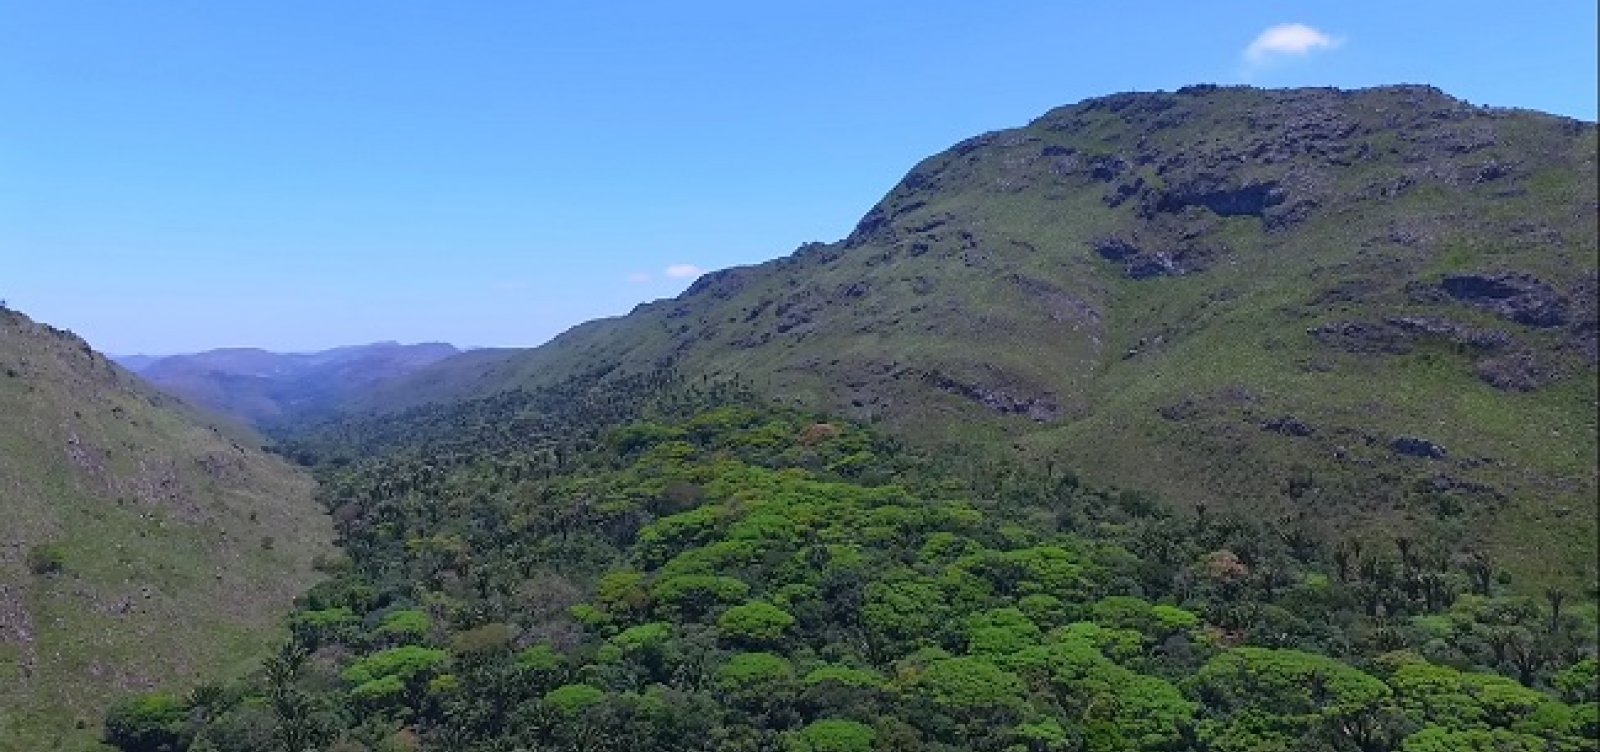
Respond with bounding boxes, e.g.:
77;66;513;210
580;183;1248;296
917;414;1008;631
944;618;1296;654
0;307;333;751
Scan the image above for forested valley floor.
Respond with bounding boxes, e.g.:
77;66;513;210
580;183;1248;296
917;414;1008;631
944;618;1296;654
101;372;1598;752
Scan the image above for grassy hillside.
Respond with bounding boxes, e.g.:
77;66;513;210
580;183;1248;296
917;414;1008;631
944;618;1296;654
352;85;1598;591
0;308;333;751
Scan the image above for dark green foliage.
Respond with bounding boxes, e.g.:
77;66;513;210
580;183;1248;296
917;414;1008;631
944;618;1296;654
787;719;876;752
103;693;189;752
110;376;1597;751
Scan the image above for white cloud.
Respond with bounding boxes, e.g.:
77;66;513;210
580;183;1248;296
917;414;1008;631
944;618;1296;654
664;264;704;280
1245;23;1341;64
626;272;652;284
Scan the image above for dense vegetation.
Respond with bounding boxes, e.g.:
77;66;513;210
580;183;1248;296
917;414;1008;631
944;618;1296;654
103;375;1597;751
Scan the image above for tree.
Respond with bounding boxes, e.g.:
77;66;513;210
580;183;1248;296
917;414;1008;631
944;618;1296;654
543;684;606;715
787;719;876;752
652;574;750;619
1552;658;1598;704
1400;726;1548;751
1192;647;1397;751
913;656;1025;714
715;651;795;695
1041;633;1195;752
263;642;326;752
718;600;797;646
374;609;432;645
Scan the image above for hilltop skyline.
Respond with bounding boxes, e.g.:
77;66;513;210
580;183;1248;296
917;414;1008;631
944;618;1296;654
4;1;1596;353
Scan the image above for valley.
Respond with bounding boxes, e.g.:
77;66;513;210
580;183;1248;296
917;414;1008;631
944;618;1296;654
2;84;1595;752
121;343;460;431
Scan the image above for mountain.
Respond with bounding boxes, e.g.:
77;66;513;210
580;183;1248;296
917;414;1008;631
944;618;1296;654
352;85;1598;589
0;307;332;751
108;354;161;372
131;342;459;430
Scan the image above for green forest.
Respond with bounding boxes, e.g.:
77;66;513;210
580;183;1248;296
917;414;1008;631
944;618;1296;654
99;374;1598;752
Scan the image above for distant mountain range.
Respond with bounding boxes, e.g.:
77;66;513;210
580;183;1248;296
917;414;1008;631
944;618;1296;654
120;341;459;429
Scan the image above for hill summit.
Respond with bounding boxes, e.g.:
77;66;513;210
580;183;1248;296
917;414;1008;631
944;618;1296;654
345;85;1598;588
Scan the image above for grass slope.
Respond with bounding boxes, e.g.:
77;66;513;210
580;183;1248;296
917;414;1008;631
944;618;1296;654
352;85;1598;592
0;308;333;751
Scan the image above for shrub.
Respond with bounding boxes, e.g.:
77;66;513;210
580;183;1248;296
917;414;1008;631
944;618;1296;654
27;543;65;575
104;693;189;752
374;609;432;644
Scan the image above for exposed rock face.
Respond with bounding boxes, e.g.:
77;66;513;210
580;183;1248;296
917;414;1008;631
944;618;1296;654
1442;273;1568;327
1308;315;1562;391
925;370;1062;422
1152;179;1285;218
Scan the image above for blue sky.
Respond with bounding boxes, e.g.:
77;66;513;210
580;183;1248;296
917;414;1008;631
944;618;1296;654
3;1;1595;354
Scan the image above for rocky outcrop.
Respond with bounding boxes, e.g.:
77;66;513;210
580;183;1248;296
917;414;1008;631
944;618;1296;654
1391;436;1448;459
1474;351;1555;392
924;370;1061;422
1308;320;1416;354
1385;316;1514;350
1263;416;1316;437
1308;315;1557;390
1311;316;1514;353
1152;179;1285;218
1092;236;1217;279
1441;272;1568;327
